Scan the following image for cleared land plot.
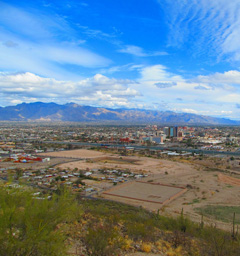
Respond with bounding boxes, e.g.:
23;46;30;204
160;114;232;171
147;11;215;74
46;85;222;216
94;157;140;165
218;173;240;186
38;149;108;159
56;151;192;175
103;181;186;205
39;149;240;230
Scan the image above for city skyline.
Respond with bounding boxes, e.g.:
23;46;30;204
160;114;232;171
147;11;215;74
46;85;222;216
1;1;240;120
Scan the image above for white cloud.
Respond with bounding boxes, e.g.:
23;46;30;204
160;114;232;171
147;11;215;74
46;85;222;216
0;2;69;41
196;70;240;85
0;72;140;108
126;64;240;119
194;85;212;90
158;0;240;61
10;99;23;105
181;109;198;114
0;36;110;80
2;66;240;119
100;63;141;75
140;65;183;82
0;3;111;79
42;45;110;67
119;45;167;57
217;93;240;103
191;70;240;93
77;25;116;40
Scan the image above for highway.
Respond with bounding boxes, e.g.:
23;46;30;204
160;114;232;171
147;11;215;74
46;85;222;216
43;141;240;156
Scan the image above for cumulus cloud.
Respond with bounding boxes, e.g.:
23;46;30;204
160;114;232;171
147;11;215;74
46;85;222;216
0;72;140;108
191;70;240;92
196;70;240;85
140;65;183;82
129;64;240;119
181;108;198;114
2;64;240;119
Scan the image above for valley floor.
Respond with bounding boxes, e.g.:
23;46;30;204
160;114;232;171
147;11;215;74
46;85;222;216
41;149;240;231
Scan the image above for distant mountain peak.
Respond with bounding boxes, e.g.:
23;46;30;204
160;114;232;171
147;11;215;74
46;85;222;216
0;102;238;125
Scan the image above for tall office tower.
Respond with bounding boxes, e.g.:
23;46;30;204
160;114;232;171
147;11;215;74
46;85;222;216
163;127;169;136
169;127;174;137
174;126;178;137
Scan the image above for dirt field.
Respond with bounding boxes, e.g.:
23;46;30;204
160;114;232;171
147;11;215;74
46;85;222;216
44;149;240;231
38;149;110;159
218;173;240;186
57;154;193;175
102;181;186;206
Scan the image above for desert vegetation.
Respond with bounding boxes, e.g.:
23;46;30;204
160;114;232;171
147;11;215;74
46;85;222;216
1;185;240;256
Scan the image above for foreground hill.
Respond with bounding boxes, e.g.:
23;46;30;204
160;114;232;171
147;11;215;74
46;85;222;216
1;186;240;256
0;102;238;125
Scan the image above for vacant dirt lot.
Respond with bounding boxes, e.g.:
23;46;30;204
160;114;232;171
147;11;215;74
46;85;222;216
218;173;240;186
56;153;194;176
38;149;110;159
44;149;240;231
102;181;186;210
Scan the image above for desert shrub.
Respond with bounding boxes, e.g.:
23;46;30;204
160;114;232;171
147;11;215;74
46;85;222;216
84;223;123;256
0;187;80;256
126;221;156;242
141;242;152;252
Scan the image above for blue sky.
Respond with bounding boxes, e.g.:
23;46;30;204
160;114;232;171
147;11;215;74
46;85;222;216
1;0;240;120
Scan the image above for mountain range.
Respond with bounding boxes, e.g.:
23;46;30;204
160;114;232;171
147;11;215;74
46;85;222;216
0;102;238;125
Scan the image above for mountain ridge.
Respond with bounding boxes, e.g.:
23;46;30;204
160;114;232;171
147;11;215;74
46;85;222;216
0;102;238;125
